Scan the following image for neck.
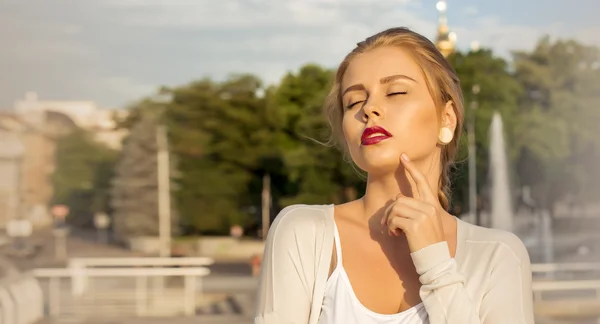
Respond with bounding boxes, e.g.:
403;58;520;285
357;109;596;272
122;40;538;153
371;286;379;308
361;154;441;220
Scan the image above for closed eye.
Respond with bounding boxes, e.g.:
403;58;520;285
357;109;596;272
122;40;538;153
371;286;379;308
387;91;407;96
347;101;364;109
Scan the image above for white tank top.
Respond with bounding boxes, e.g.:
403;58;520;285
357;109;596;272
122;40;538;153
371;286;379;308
318;222;430;324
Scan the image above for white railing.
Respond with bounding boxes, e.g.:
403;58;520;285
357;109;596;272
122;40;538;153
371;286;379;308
33;266;210;317
532;279;600;292
532;262;600;273
68;256;215;268
531;262;600;321
33;257;215;319
531;262;600;297
533;280;600;323
67;257;214;296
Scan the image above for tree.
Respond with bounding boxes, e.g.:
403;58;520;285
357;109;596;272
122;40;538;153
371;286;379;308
268;64;365;206
52;127;117;228
163;75;271;235
448;49;523;213
512;37;600;213
160;67;366;235
110;101;178;242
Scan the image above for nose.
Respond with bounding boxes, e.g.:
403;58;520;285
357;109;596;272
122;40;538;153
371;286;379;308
363;102;384;121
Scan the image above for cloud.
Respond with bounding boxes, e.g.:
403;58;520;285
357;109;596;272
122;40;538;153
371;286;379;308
454;17;600;59
0;0;598;109
463;6;478;16
96;77;158;105
139;0;437;86
105;0;420;29
452;18;554;57
563;25;600;47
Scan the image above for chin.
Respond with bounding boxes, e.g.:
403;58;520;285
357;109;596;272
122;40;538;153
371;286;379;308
350;147;401;175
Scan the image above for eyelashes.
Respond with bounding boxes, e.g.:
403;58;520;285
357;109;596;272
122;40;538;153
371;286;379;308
345;92;407;109
347;101;362;109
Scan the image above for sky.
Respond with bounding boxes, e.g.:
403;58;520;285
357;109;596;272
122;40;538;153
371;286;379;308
0;0;598;109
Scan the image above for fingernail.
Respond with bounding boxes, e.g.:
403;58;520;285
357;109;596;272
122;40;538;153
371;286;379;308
401;153;410;162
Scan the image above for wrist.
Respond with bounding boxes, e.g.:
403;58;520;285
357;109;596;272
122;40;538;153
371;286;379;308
410;241;451;275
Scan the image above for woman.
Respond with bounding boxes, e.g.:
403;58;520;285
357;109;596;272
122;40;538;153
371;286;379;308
254;27;534;324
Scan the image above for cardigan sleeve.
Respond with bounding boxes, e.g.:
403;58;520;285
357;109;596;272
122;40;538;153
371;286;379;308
254;205;324;324
411;234;534;324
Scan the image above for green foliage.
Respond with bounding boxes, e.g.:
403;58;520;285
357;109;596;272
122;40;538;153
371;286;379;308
154;66;365;235
162;75;269;235
448;49;523;212
269;65;364;206
52;128;118;228
110;101;179;242
512;37;600;210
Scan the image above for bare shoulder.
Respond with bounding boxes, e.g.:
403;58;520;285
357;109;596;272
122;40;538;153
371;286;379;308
459;219;531;265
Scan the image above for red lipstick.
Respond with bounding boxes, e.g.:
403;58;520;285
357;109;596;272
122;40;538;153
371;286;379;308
361;125;392;146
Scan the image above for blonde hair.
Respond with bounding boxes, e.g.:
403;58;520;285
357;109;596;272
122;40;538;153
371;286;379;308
324;27;464;210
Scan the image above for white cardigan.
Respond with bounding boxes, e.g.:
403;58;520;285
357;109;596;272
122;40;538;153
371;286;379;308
254;204;534;324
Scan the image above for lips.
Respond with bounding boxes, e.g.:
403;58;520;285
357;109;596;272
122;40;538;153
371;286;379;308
361;125;392;146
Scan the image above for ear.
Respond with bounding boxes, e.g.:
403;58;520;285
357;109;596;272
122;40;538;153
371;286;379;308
440;100;457;133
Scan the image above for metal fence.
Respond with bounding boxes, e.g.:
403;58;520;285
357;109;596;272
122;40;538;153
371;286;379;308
531;262;600;322
32;257;213;322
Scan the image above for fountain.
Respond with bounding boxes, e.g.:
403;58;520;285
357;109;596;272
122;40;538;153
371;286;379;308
488;111;514;232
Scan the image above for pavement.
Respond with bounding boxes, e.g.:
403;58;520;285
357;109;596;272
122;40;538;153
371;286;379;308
40;315;252;324
1;228;145;271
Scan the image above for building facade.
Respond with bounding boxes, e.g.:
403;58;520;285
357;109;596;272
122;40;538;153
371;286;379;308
0;115;26;228
14;92;128;150
0;92;128;229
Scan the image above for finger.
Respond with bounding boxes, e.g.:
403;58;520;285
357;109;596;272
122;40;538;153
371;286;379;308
387;215;412;236
380;194;403;225
395;196;437;216
386;203;421;230
400;153;436;202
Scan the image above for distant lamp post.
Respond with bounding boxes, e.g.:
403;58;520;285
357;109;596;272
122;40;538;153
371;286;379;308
261;173;271;241
469;81;481;225
156;125;172;258
51;204;70;260
94;212;111;243
468;41;481;225
51;204;69;227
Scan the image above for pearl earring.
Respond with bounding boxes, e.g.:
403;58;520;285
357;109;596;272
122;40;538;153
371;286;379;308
438;127;453;145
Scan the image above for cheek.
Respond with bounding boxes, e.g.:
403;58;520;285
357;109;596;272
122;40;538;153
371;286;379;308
393;101;440;145
341;113;363;159
341;113;359;143
416;107;440;136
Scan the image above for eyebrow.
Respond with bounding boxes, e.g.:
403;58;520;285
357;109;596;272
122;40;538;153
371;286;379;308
380;74;417;84
342;74;417;96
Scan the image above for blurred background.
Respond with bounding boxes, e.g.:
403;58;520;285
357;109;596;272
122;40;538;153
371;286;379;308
0;0;599;323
